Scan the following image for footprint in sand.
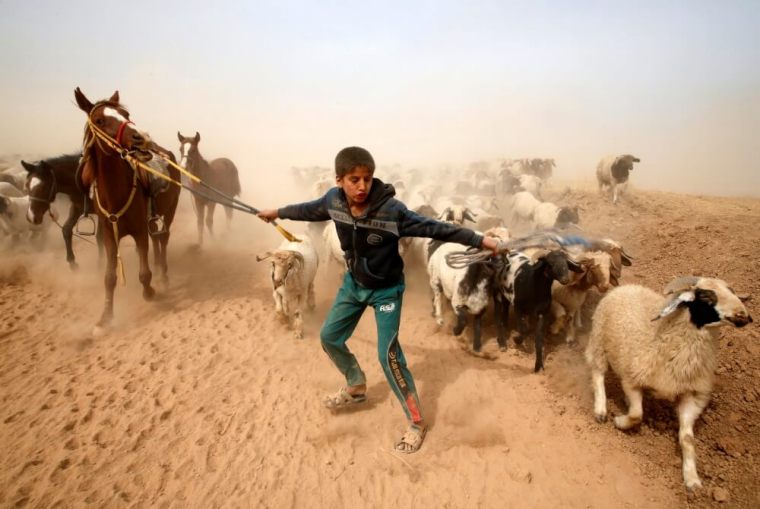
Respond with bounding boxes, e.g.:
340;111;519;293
49;457;72;483
206;443;220;472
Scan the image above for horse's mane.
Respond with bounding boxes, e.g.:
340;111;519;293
41;153;81;167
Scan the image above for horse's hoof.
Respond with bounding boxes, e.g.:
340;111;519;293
143;287;156;300
68;261;79;271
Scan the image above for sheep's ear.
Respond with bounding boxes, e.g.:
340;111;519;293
177;131;184;142
632;157;641;163
652;291;695;321
255;252;273;262
21;160;36;173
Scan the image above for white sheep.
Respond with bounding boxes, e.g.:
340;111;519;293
532;202;580;231
257;235;319;339
596;154;640;204
516;174;543;199
404;188;430;211
585;276;753;489
549;251;612;343
322;222;347;277
0;182;25;198
507;191;541;227
465;194;499;214
0;195;53;244
310;178;333;199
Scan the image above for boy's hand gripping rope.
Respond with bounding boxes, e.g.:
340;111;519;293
444;232;598;269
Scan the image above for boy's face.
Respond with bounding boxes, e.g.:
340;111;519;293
337;166;373;205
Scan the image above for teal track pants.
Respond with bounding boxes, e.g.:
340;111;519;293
320;272;423;423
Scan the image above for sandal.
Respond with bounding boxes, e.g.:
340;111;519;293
395;424;427;454
322;387;367;409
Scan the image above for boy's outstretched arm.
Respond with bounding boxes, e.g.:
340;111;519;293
399;206;500;254
257;195;331;223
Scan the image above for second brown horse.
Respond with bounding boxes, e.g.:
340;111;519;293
178;132;241;246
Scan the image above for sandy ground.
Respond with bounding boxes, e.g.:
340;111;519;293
1;181;758;508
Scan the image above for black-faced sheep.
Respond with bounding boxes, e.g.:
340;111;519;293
596;154;640;204
532;202;580;231
585;276;752;489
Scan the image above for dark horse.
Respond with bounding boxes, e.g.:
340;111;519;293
22;154;104;268
74;87;181;335
177;132;241;246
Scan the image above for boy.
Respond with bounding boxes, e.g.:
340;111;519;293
258;147;499;453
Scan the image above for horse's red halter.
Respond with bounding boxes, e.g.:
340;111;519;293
114;118;134;146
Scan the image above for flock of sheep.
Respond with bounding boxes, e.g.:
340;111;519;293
1;152;753;490
264;155;752;490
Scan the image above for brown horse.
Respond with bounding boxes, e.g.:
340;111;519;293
177;132;241;246
74;87;181;335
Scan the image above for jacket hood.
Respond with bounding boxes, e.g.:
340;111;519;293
367;178;396;213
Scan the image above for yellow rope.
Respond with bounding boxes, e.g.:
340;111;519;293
92;169;138;286
86;118;300;243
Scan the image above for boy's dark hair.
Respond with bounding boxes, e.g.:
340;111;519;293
335;146;375;177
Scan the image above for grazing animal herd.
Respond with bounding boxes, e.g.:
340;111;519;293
0;89;753;490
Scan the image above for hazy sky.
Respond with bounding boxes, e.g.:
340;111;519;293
1;0;758;196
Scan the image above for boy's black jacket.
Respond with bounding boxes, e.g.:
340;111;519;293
279;178;483;289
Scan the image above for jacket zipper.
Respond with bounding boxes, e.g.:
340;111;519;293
351;219;358;273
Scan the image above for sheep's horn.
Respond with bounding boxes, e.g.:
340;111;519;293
621;248;634;266
255;252;273;262
663;276;700;296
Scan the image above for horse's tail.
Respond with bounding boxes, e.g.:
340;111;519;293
230;165;241;197
223;159;241;197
